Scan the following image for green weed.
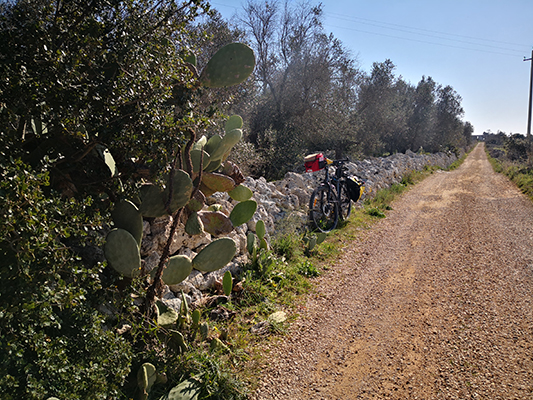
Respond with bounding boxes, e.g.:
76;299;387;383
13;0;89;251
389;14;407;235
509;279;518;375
297;260;321;277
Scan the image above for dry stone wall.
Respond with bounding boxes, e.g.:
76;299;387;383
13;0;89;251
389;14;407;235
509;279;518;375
145;150;458;311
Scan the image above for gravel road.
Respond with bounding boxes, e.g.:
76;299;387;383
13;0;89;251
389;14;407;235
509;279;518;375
253;143;533;399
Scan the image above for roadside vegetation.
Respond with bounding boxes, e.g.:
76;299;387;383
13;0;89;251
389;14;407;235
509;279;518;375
485;134;533;200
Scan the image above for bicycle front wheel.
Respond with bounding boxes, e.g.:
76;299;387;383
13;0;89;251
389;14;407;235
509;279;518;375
338;182;352;220
309;186;339;232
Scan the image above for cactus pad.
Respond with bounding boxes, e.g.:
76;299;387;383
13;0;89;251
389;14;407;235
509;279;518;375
246;231;256;255
228;184;253;202
229;200;257;227
156;301;180;327
187;190;205;212
139;184;167;218
192;309;201;327
189;149;211;174
222;270;233;296
184;53;197;67
201;172;236;193
200;43;255;88
169;330;188;354
192;237;237;272
166;378;201;400
259;237;269;251
255;219;266;240
104;228;141;278
164;169;194;213
203;158;222;173
225;115;243;132
137;362;157;395
193;135;208;150
161;255;193;285
222;128;243;148
111;200;143;246
185;211;204;236
207;204;223;212
205;134;222;157
198;211;233;235
209;129;242;161
308;236;317;251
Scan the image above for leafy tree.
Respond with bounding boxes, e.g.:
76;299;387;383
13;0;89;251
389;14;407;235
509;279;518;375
354;59;405;155
407;76;438;151
0;0;214;196
433;84;466;152
505;133;529;161
238;0;359;178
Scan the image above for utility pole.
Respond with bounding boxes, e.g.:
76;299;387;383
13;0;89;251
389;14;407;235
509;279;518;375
525;49;533;138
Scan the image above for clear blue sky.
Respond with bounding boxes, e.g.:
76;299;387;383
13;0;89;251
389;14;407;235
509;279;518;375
211;0;533;135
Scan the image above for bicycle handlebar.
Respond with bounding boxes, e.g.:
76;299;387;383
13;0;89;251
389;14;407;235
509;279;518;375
331;158;350;166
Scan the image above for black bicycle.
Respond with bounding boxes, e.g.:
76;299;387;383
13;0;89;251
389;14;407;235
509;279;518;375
308;158;364;232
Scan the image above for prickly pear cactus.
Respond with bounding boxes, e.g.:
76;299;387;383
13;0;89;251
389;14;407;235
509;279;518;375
164;169;194;213
228;184;253;202
209;129;242;161
198;211;233;236
192;237;237;272
161;255;193;285
156;301;180;327
193;135;207;150
185;211;204;236
187;191;205;212
222;270;232;296
246;231;256;255
137;363;157;398
201;172;235;194
259;237;269;251
204;134;222;157
225;115;243;131
255;220;266;240
111;200;143;246
229;200;257;227
200;43;255;88
169;330;188;354
139;184;167;218
189;149;211;174
104;228;141;278
166;378;201;400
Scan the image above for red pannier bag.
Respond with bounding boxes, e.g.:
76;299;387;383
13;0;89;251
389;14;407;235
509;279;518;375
304;153;326;172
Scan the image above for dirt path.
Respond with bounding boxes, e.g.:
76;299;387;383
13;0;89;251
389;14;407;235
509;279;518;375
253;143;533;399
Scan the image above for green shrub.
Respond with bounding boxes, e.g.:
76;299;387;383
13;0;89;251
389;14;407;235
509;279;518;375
271;233;302;261
0;158;132;400
366;207;386;218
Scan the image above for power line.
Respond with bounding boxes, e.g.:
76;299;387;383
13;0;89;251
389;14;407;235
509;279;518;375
324;23;525;58
325;12;529;50
210;1;528;57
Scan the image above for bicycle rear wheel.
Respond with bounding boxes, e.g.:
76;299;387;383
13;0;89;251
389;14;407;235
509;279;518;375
309;186;339;232
338;182;352;220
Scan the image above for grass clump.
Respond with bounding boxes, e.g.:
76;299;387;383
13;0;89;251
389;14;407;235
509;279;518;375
487;152;533;200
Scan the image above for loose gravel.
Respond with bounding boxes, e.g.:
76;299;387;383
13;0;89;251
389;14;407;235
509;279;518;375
252;143;533;399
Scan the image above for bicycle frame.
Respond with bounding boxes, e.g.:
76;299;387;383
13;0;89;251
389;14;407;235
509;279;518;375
320;165;340;206
325;159;349;203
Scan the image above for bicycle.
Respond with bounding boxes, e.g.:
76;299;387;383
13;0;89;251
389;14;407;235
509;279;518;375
307;156;364;232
